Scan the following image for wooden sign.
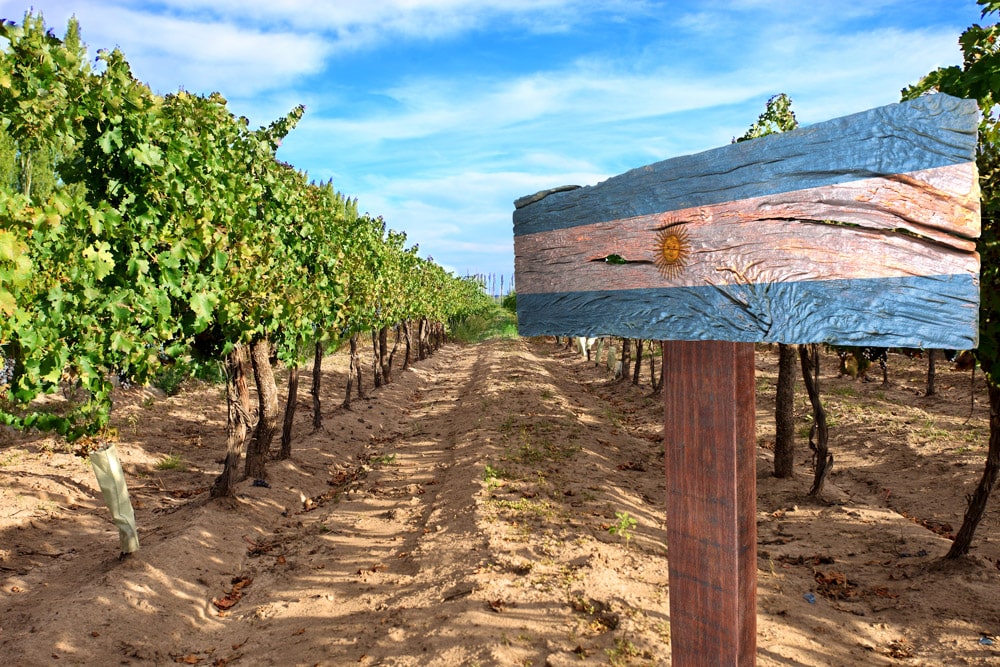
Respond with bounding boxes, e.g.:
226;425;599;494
514;93;980;349
512;93;980;666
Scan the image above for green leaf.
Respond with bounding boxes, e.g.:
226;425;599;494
110;330;133;354
98;127;122;154
189;291;218;329
39;351;64;384
211;248;227;272
129;141;162;167
127;256;149;277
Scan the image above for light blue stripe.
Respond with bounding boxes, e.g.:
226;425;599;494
516;274;979;348
513;95;979;236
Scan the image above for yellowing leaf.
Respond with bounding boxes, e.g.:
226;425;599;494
0;288;15;316
0;229;25;262
81;242;115;281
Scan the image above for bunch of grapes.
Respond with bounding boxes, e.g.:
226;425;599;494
0;354;14;387
114;368;133;390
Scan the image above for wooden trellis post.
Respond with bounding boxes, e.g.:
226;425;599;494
512;93;980;665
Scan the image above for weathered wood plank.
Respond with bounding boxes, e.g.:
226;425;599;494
512;94;980;347
514;94;978;234
516;275;977;347
516;164;978;295
663;340;756;666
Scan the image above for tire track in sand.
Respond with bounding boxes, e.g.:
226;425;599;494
199;338;670;666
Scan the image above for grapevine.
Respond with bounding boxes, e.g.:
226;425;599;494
0;12;499;468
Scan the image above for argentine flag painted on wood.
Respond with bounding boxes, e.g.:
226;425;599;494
513;94;980;349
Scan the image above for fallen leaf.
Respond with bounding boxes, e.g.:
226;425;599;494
814;571;860;600
870;586;900;599
212;595;240;611
212;576;253;610
886;639;913;659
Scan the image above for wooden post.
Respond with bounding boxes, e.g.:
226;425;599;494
663;340;756;666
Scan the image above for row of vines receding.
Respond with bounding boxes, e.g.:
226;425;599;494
0;13;501;506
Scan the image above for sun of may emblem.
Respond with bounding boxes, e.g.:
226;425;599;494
654;225;691;279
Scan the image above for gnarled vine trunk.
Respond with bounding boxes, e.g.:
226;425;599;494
211;344;252;498
278;365;298;460
632;339;643;385
618;338;630;382
417;318;429;360
402;321;412;370
433;321;444;351
371;330;384;388
774;343;797;478
926;349;937;397
377;325;394;385
387;325;402;379
799;343;831;496
947;381;1000;558
650;341;664;395
311;341;323;429
244;338;279;481
344;334;365;409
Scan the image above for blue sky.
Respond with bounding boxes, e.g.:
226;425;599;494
0;0;983;286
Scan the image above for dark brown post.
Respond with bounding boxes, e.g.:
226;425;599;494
663;340;756;666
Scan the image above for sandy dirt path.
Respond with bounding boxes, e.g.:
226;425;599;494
2;337;1000;666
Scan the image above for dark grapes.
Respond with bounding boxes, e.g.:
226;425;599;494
114;368;133;390
0;354;14;386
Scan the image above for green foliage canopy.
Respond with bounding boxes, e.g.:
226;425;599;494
0;13;495;442
902;0;1000;383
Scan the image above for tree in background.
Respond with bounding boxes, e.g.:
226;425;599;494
902;0;1000;557
735;94;800;479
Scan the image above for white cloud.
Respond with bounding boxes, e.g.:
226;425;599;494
80;0;653;56
3;1;331;96
347;169;573;278
0;0;976;283
293;67;763;156
751;27;963;122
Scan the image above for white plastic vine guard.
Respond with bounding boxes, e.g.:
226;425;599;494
89;443;140;554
